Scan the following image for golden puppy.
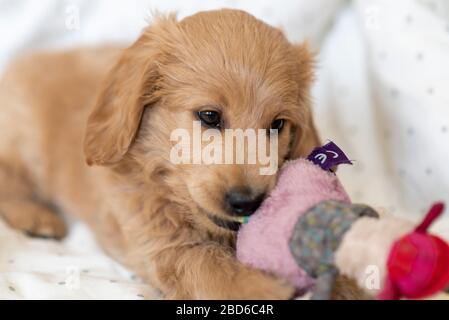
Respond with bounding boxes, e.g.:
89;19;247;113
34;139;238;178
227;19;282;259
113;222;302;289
0;9;361;299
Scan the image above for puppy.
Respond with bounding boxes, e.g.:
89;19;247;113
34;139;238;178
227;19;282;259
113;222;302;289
0;9;361;299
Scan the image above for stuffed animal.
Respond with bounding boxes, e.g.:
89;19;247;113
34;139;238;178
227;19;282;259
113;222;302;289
236;141;449;299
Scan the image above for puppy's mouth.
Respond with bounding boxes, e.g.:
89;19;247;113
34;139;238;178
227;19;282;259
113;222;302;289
193;199;249;232
207;214;244;232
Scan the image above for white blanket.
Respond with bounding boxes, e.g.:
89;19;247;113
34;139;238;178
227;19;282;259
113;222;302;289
0;0;448;299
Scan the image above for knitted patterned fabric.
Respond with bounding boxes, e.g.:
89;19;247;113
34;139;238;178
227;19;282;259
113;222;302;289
289;200;378;300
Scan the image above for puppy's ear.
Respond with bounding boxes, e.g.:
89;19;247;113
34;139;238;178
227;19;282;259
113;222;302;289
84;17;175;166
288;43;321;159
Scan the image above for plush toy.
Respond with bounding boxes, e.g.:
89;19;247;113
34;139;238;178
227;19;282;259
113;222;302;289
236;141;449;300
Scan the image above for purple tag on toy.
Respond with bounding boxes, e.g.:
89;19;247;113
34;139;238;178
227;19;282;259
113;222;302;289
307;141;352;171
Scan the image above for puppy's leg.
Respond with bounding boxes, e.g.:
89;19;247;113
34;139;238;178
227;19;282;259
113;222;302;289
150;243;294;299
0;161;66;239
331;275;371;300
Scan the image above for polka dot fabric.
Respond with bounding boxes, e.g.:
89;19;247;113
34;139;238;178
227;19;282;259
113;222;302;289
313;0;449;237
0;220;159;299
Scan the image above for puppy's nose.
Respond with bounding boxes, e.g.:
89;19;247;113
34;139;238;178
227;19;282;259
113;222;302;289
225;188;265;216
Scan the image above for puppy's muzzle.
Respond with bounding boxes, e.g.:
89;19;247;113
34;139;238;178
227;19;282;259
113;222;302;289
225;187;265;217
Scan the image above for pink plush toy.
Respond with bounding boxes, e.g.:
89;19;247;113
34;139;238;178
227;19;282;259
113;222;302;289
237;142;350;294
236;142;449;299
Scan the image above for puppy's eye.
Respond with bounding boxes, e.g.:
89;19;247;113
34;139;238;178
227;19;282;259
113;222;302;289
270;119;285;132
197;110;222;128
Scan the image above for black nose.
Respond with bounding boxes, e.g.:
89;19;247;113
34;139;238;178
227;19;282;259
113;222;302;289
225;188;266;216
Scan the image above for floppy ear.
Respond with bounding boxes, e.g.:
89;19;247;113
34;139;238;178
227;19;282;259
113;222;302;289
84;26;167;166
288;43;321;159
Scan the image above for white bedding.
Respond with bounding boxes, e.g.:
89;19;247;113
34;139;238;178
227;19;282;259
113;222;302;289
0;0;448;299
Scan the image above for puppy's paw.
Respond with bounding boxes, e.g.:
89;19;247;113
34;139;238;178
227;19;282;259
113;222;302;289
331;275;371;300
0;200;66;240
24;209;67;240
230;268;295;300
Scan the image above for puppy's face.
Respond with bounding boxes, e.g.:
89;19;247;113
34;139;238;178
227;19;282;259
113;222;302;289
84;10;320;227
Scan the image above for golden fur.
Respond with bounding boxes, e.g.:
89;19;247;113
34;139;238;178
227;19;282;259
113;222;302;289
0;9;363;299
